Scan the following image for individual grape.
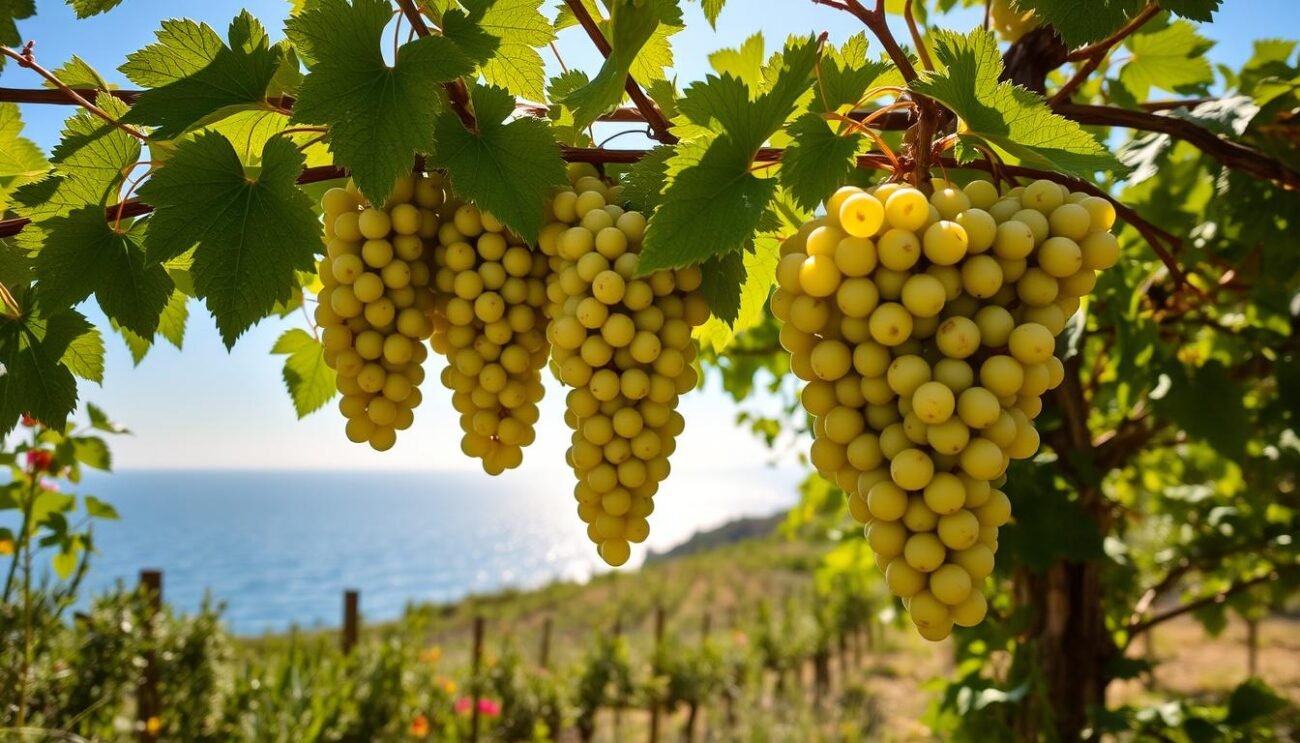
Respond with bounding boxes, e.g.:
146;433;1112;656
316;175;439;452
543;170;710;566
778;177;1120;640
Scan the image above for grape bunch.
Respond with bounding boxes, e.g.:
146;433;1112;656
539;165;712;567
773;178;1120;639
314;175;443;451
428;200;551;475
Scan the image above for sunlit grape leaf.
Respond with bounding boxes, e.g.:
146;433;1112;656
431;84;565;241
138;134;319;347
1000;463;1105;571
272;328;336;417
699;0;725;27
44;56;111;90
1119;20;1215;99
67;0;125;17
621;145;674;212
639;141;776;272
1013;0;1145;47
780;114;862;211
819;34;892;111
288;0;474;204
708;33;764;90
13;95;140;223
33;207;171;338
697;248;745;325
123;12;282;139
465;0;555;102
695;234;778;347
911;29;1121;178
0;104;47;215
120;18;225;87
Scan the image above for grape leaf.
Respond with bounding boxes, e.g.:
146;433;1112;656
694;234;778;349
288;0;474;204
138;134;319;348
621;145;674;212
700;0;725;27
910;29;1121;179
1120;20;1215;99
1157;0;1221;23
639;141;777;272
431;84;566;241
1013;0;1146;47
467;0;556;102
272;328;336;417
563;0;674;129
0;305;87;436
34;207;172;338
708;34;764;90
44;56;110;90
780;113;862;211
0;0;34;70
0;103;48;215
67;0;125;18
60;320;105;383
819;34;892;111
13;95;140;223
120;18;225;88
697;248;745;325
123;12;282;140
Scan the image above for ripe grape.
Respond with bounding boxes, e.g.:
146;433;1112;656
542;166;710;566
316;175;439;452
778;177;1120;640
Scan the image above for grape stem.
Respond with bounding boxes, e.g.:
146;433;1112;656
0;42;148;142
1050;1;1161;105
903;0;935;73
560;0;677;144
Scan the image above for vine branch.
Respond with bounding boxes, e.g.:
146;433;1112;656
560;0;676;144
0;43;147;142
1125;566;1296;641
1051;1;1161;105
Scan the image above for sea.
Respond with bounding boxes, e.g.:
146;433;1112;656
52;468;803;634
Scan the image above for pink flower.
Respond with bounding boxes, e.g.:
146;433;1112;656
25;449;53;473
454;697;472;715
477;699;501;717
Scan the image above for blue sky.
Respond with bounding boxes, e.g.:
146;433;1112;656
5;0;1296;472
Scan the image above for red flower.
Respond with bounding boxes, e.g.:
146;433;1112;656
477;698;501;717
410;714;430;737
25;449;53;473
20;413;38;427
454;697;472;715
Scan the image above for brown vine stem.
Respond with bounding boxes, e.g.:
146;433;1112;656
560;0;677;144
392;0;477;132
0;43;147;142
1050;1;1161;105
1125;566;1296;641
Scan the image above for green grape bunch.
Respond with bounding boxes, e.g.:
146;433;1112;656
428;200;552;476
314;175;444;451
540;164;713;567
773;178;1120;639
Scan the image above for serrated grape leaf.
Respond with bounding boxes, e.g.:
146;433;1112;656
0;305;86;436
708;33;764;90
61;320;104;383
639;140;777;272
694;234;778;349
123;12;282;140
563;0;674;130
621;144;674;212
120;18;225;88
0;103;49;215
288;0;474;205
13;94;140;223
431;84;565;241
272;328;336;417
632;5;681;84
1119;20;1215;99
138;134;319;348
819;34;892;111
780;114;862;211
697;248;744;324
1158;0;1221;22
44;56;110;90
1155;359;1248;461
0;0;35;70
34;207;172;337
1014;0;1145;47
86;403;129;433
465;0;555;102
1224;679;1288;726
67;0;125;18
700;0;724;27
156;289;188;348
911;29;1121;179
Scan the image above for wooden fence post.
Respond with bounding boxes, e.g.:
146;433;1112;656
470;616;485;743
342;589;359;655
539;616;553;670
137;569;162;743
648;605;666;743
613;615;624;741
